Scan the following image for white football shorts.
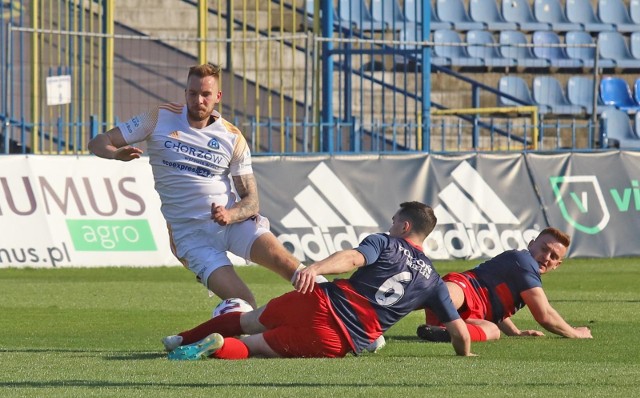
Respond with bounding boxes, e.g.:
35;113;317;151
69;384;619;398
168;215;270;288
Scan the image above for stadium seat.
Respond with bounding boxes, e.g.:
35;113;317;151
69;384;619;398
393;24;427;67
598;0;640;32
634;78;640;105
467;29;516;68
565;31;616;69
630;31;640;59
597;31;640;70
497;76;550;113
631;0;640;24
532;31;583;68
533;76;584;115
499;30;550;68
502;0;551;31
566;0;615;32
304;0;355;32
404;0;453;30
600;107;640;148
636;111;640;137
433;29;484;67
600;77;640;111
336;0;387;31
567;76;605;114
469;0;517;31
435;0;485;31
371;0;408;30
534;0;582;31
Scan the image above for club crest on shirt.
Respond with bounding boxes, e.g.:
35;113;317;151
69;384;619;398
169;131;180;139
208;138;220;149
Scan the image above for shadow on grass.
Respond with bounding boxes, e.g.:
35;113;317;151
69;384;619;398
0;348;165;360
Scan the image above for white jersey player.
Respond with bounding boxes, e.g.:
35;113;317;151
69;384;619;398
88;63;317;308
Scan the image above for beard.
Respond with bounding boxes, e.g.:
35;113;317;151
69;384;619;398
187;105;212;123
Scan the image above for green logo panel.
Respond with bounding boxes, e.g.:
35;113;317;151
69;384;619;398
66;219;157;251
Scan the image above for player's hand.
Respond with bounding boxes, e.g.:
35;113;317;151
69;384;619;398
211;203;232;226
519;329;545;337
574;326;593;338
294;266;318;294
113;146;143;161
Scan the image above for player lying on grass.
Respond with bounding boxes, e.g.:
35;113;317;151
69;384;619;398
416;227;593;343
162;202;475;359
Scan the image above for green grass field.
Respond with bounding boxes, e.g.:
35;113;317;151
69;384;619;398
1;258;639;397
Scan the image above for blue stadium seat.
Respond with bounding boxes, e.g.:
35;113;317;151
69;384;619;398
636;111;640;137
435;0;485;31
600;107;640;148
532;31;583;68
393;24;427;68
597;31;640;70
336;0;387;31
630;31;640;59
598;0;640;33
635;78;640;105
469;0;517;31
499;30;550;68
565;31;616;68
600;77;640;111
534;0;582;31
304;0;355;32
566;0;615;32
497;76;550;113
371;0;408;30
533;76;584;115
433;29;484;67
404;0;453;30
502;0;551;31
567;76;605;114
631;0;640;24
467;29;516;68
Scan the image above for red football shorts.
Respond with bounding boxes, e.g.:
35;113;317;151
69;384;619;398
259;287;352;358
425;272;487;324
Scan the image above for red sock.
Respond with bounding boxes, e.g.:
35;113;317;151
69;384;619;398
467;324;487;342
210;337;249;360
179;312;243;345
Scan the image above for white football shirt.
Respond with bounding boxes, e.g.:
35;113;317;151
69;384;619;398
117;103;253;223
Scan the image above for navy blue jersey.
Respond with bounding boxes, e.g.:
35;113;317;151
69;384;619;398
464;249;542;322
321;233;460;353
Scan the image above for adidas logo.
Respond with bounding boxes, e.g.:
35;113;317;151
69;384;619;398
277;163;380;261
425;161;540;260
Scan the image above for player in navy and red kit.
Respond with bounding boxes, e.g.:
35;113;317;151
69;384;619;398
162;202;474;359
417;227;593;342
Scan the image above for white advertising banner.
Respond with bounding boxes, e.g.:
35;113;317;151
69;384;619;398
0;155;180;267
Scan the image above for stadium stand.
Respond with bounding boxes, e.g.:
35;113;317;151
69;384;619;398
598;0;640;32
404;0;453;30
435;0;485;31
567;76;605;114
502;0;551;31
600;107;640;148
566;0;615;32
534;0;583;31
371;0;408;30
533;76;584;115
336;0;387;31
499;30;551;68
635;78;640;105
630;31;640;58
600;77;640;111
597;31;640;70
433;29;484;67
304;0;355;32
532;30;583;68
467;29;517;68
469;0;518;31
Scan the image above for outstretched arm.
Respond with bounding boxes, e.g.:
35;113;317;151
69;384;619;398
498;317;545;337
88;128;143;161
294;249;366;294
522;287;592;338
